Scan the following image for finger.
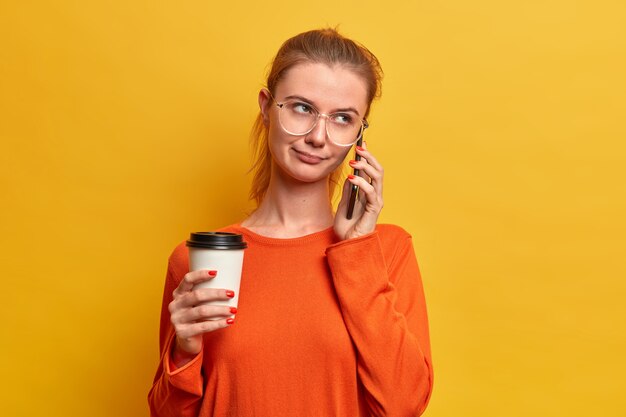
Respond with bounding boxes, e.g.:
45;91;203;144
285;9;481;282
170;287;234;315
174;270;217;296
175;318;234;339
354;146;384;192
349;159;377;184
347;174;379;207
348;174;375;194
349;160;382;198
181;287;235;308
178;304;236;324
355;144;384;173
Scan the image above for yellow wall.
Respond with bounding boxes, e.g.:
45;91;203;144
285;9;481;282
1;1;624;416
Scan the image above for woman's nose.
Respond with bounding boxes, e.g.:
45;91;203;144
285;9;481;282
305;116;328;147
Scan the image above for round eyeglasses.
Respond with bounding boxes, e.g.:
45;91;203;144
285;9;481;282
270;94;369;147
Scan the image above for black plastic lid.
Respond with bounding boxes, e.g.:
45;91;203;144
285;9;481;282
186;232;247;250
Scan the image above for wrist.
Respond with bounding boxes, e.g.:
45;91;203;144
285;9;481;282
345;225;376;241
171;339;200;368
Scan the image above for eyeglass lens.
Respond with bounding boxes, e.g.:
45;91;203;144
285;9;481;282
279;101;363;145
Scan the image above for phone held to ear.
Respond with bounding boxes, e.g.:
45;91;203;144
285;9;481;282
346;136;363;220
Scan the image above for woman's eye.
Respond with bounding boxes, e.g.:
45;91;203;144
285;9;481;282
332;113;353;125
292;102;312;114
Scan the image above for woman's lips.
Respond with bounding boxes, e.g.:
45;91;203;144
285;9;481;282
293;148;326;164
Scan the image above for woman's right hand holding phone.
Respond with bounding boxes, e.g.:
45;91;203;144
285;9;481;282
168;270;236;366
334;142;385;241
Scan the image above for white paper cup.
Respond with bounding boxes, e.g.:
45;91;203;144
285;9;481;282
186;232;247;319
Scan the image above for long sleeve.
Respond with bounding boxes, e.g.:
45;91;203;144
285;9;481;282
325;226;434;417
147;257;205;417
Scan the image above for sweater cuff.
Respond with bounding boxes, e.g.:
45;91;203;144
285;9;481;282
163;331;204;396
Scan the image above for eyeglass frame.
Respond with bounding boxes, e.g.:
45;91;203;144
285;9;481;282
267;90;369;147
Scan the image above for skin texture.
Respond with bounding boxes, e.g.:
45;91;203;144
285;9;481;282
170;62;385;363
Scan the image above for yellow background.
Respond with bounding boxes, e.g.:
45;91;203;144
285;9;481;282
1;1;625;416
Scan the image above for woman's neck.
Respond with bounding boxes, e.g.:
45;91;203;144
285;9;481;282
241;166;335;238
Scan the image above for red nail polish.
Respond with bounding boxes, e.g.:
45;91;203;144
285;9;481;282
348;174;356;180
230;307;237;314
226;290;235;298
226;318;235;325
349;159;357;165
356;145;365;151
208;270;217;277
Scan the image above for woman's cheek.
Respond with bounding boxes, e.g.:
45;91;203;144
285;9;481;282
337;147;353;164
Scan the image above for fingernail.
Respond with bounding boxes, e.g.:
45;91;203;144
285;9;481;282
208;270;217;277
230;307;238;314
226;290;235;298
348;174;356;180
226;318;235;325
356;145;365;151
349;160;357;165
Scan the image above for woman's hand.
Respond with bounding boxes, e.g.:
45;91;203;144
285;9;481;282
168;270;236;364
334;142;384;241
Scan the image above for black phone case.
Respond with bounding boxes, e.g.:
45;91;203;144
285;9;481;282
346;137;364;219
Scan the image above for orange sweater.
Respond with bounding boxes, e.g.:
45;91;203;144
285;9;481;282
148;224;433;417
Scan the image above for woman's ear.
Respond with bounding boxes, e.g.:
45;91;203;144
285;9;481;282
258;88;272;127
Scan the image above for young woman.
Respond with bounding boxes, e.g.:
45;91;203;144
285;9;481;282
149;28;433;417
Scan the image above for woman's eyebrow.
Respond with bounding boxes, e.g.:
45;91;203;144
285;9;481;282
283;95;361;116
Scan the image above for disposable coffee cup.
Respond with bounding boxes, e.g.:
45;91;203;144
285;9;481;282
186;232;247;319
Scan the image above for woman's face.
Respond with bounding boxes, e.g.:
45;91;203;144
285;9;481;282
259;62;369;185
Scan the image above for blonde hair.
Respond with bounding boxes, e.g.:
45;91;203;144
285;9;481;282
248;28;383;206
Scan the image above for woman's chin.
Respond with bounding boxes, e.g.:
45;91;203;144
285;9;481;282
291;171;331;184
283;164;335;184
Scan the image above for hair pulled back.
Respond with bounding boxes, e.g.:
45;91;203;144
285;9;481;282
249;28;383;206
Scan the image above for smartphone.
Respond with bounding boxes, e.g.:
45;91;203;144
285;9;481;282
346;136;364;220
